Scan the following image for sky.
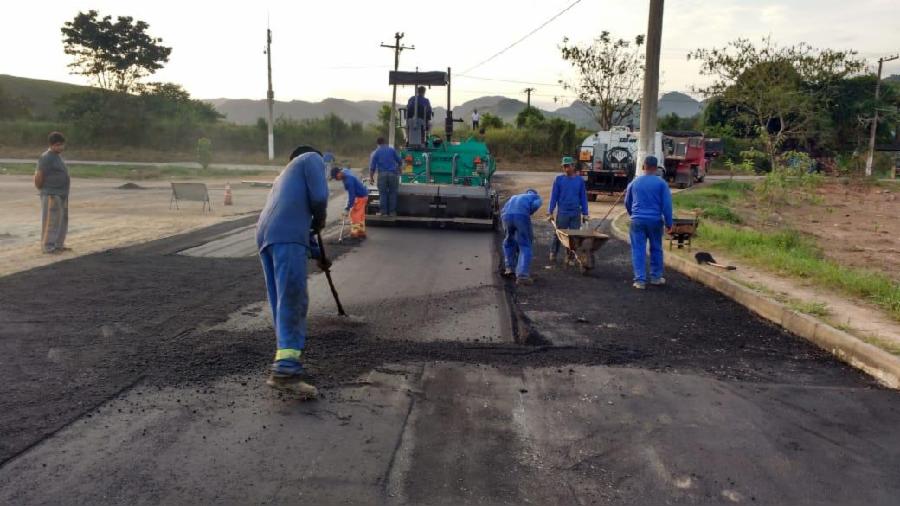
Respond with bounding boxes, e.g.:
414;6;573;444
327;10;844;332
2;0;899;111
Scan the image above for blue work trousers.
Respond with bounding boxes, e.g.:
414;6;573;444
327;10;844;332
629;218;665;283
259;243;309;371
552;213;581;255
502;214;534;278
377;172;400;216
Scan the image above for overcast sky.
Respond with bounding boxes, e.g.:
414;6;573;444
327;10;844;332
3;0;898;110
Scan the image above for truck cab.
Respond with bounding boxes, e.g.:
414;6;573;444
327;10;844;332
578;127;663;198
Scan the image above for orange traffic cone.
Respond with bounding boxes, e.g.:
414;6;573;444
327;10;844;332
224;183;233;206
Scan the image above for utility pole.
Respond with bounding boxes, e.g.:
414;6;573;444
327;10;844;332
638;0;664;165
265;26;274;161
865;54;898;177
524;87;535;108
381;33;414;148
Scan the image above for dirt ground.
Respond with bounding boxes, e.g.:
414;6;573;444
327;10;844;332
739;180;900;282
0;175;276;277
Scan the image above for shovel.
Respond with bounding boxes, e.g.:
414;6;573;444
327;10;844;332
338;215;346;243
695;251;736;270
315;231;347;316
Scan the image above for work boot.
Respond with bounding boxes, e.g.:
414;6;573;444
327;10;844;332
266;374;318;400
650;277;666;286
632;281;647;290
517;276;534;286
502;267;515;278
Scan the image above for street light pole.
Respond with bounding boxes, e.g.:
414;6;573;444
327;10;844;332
638;0;664;165
266;27;274;161
865;54;898;177
381;33;414;148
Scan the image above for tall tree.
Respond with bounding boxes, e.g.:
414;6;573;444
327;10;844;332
688;37;863;166
559;32;645;130
61;10;172;93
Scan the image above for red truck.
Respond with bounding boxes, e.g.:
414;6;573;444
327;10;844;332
661;130;716;188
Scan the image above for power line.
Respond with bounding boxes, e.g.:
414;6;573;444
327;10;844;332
461;0;583;75
457;74;566;87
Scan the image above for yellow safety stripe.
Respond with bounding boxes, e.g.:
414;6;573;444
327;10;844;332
275;349;302;361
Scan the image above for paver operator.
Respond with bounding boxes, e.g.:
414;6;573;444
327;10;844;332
547;156;589;262
256;145;330;398
502;189;543;285
624;155;673;289
369;137;403;217
332;166;369;239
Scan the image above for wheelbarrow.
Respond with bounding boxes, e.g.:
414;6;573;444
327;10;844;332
549;218;610;274
668;216;700;250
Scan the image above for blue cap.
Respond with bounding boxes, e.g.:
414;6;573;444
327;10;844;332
330;166;342;179
526;188;538;195
644;155;658;168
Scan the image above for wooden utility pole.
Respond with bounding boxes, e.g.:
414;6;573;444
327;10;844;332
638;0;664;165
524;87;535;108
265;27;274;161
381;33;414;148
865;54;898;177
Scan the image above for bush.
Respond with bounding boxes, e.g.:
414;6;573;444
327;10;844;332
197;138;212;169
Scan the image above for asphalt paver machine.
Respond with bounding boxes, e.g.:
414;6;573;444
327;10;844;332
366;68;498;229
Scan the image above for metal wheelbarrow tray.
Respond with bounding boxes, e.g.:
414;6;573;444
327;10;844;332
668;216;700;250
553;226;610;274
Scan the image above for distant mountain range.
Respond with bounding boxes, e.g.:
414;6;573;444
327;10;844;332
1;74;705;128
206;91;705;130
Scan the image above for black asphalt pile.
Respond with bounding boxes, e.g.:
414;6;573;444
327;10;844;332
515;220;877;387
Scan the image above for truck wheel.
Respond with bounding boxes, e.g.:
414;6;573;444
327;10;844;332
588;193;598;202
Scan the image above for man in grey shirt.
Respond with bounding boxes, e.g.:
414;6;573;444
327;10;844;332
34;131;71;253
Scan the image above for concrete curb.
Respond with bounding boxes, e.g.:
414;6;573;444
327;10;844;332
609;212;900;389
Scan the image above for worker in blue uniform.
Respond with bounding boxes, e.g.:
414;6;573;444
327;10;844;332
501;189;543;285
547;156;589;262
332;166;369;239
256;145;330;398
624;155;673;289
369;137;403;216
406;86;433;145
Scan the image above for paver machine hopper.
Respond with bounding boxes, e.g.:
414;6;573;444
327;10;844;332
366;68;498;229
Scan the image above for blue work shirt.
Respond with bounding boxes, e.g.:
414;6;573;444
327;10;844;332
548;174;589;216
256;152;330;251
406;95;433;119
502;191;543;218
625;173;673;227
340;168;369;210
369;144;402;175
323;152;335;163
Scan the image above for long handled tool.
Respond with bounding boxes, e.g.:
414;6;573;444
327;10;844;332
695;251;736;270
594;190;626;230
315;231;347;316
337;215;346;243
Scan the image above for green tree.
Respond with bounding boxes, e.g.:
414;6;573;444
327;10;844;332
515;106;545;128
559;31;645;130
0;84;32;120
61;10;172;92
479;112;504;130
197;138;212;169
689;37;864;167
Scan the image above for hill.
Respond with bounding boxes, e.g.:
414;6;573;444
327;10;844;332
0;74;87;120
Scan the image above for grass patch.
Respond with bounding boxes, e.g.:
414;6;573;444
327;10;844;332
672;180;751;224
787;300;830;317
860;335;900;356
0;162;274;180
696;221;900;321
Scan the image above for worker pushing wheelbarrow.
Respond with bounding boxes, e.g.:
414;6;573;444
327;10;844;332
548;216;610;274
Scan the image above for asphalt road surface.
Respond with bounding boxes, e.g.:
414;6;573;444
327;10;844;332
1;189;899;504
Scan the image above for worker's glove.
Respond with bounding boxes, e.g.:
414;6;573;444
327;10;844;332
582;215;590;224
545;213;554;222
317;256;332;271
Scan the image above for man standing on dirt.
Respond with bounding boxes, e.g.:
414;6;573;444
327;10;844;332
369;137;402;216
502;189;543;285
547;156;589;262
332;166;369;239
34;131;71;254
256;145;330;398
624;155;673;289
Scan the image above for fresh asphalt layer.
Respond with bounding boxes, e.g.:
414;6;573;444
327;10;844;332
1;195;899;504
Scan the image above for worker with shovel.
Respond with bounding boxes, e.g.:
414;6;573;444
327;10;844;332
624;155;673;289
256;145;330;398
501;189;543;285
332;166;369;239
547;156;589;262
